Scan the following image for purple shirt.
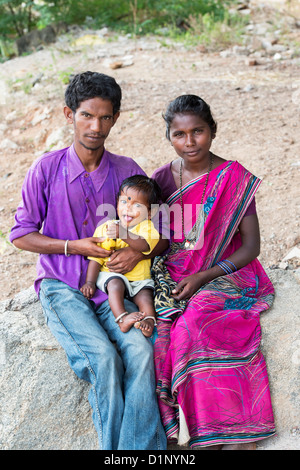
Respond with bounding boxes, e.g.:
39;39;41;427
152;161;256;215
10;144;146;306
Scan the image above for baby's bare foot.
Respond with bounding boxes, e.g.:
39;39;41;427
134;316;156;337
118;312;145;333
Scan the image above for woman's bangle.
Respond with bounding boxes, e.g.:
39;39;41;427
224;259;238;271
216;259;238;275
64;239;71;257
217;261;231;274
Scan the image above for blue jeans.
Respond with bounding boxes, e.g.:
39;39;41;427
39;279;166;450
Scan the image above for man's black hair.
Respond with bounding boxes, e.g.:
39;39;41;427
65;71;122;114
117;175;162;208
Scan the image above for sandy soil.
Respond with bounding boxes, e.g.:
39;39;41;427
0;3;299;301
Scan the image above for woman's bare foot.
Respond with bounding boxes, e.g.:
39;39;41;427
117;312;145;333
134;317;155;337
222;442;256;450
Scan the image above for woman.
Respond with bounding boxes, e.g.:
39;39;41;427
151;95;275;450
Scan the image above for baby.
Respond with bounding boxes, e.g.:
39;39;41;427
81;175;161;337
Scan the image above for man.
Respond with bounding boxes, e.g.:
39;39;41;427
10;71;167;450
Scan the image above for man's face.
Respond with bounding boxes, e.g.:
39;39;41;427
64;97;119;153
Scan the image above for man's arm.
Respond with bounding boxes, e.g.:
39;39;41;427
13;231;112;258
106;235;169;274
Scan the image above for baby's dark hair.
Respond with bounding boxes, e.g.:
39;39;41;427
163;94;217;140
117;175;162;208
65;71;122;114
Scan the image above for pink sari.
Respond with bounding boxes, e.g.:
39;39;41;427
152;160;275;447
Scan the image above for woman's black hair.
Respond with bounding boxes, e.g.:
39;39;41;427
117;175;162;208
65;71;122;114
163;94;217;140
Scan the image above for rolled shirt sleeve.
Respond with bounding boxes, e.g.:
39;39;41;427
9;161;47;243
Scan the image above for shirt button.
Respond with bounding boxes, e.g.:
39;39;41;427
85;198;90;203
83;220;88;226
84;173;89;178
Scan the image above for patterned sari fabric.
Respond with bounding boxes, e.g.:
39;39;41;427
152;160;275;447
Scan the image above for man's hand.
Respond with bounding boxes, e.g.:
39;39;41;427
69;237;111;258
12;232;112;258
106;246;144;274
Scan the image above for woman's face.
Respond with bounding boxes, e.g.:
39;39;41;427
169;113;213;164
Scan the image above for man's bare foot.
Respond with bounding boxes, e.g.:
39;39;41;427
117;312;145;333
134;316;155;337
222;442;256;450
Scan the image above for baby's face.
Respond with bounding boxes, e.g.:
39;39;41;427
117;187;150;228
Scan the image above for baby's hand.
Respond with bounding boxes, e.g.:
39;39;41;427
106;221;119;239
80;282;96;299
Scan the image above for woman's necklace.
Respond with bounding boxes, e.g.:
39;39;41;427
179;152;214;249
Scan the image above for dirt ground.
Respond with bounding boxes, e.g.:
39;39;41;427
0;3;299;302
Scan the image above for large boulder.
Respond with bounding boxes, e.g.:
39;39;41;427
15;23;68;55
0;269;299;450
0;286;98;450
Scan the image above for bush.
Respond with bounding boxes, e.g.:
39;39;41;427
0;0;235;39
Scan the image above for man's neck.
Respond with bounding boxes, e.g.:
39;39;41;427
74;143;105;173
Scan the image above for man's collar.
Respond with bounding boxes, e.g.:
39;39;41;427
67;144;110;192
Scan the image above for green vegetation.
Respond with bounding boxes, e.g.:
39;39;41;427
0;0;246;52
0;0;238;37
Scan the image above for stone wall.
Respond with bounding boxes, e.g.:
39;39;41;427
0;269;299;450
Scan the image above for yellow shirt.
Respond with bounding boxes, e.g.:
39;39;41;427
88;219;160;281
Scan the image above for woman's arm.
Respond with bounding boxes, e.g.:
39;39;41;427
172;214;260;300
204;213;260;282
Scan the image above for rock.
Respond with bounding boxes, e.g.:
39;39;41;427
247;58;258;66
72;34;106;47
0;138;18;151
257;269;300;450
31;107;52;126
108;56;134;69
0;286;98;450
278;261;288;270
16;25;56;55
283;247;300;261
0;270;299;450
232;45;251;56
45;127;67;149
5;111;17;123
243;83;255;92
15;22;68;55
109;61;124;70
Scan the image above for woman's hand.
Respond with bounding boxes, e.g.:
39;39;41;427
106;246;144;274
171;272;209;301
